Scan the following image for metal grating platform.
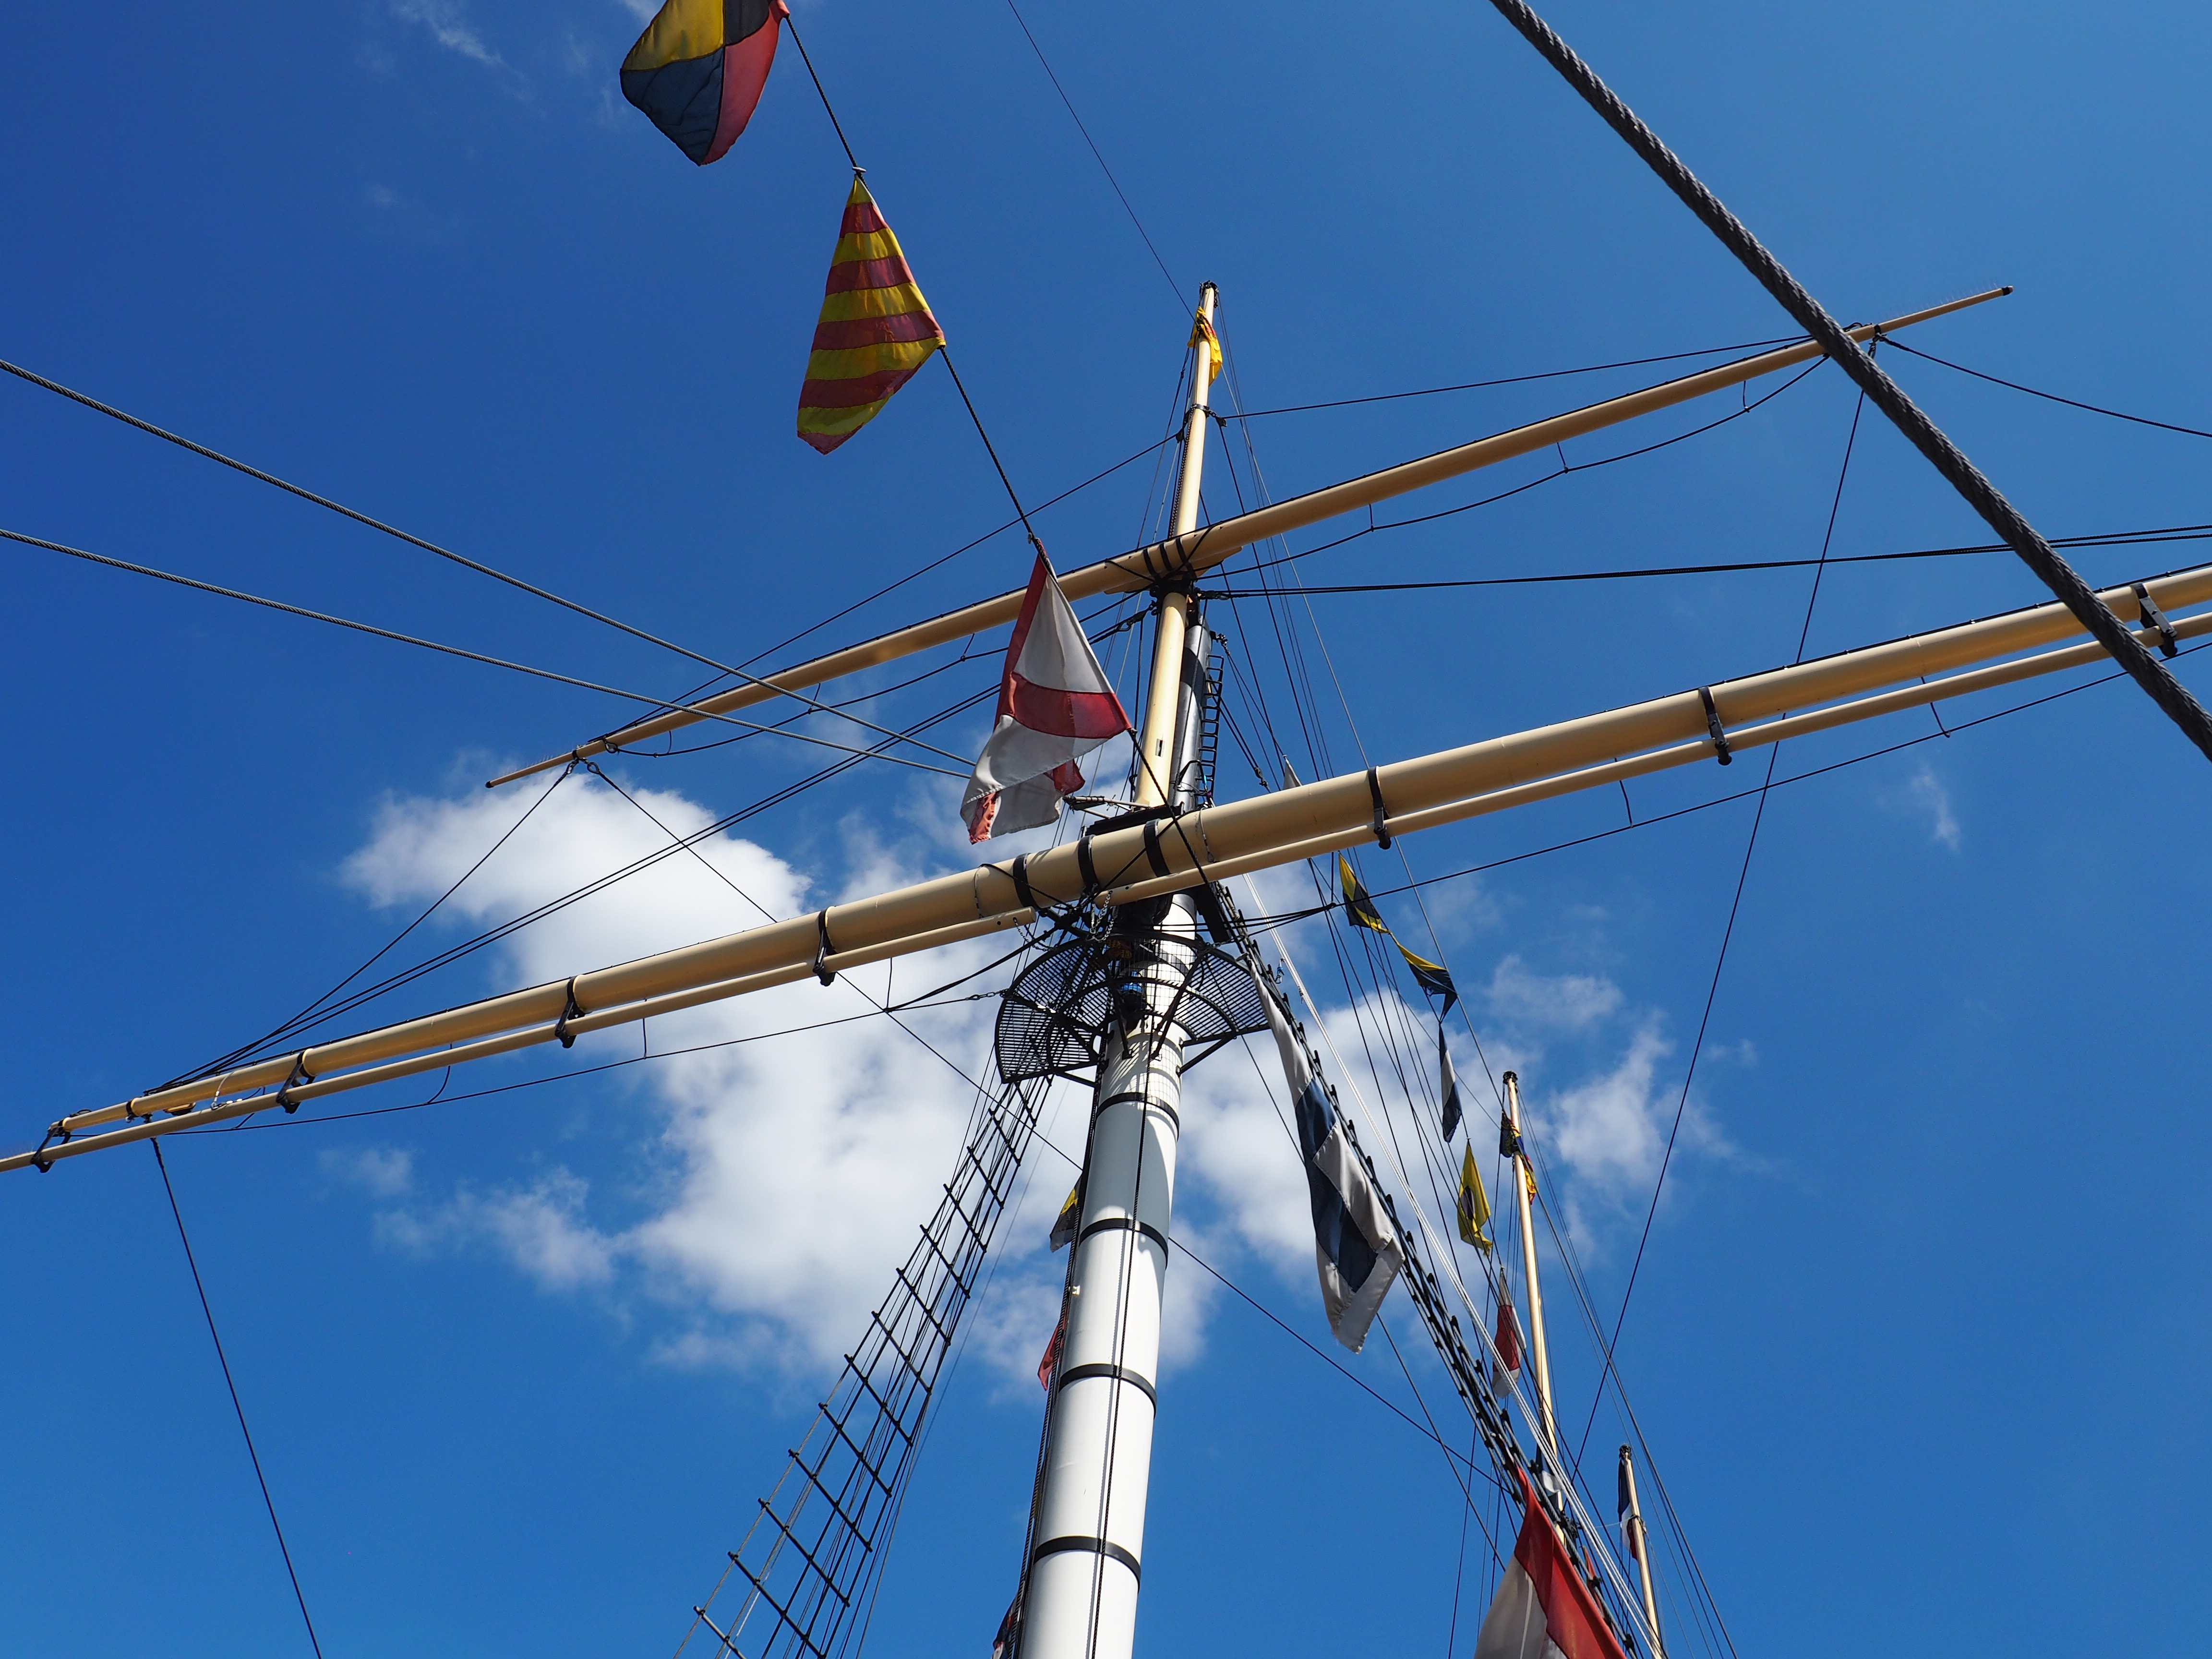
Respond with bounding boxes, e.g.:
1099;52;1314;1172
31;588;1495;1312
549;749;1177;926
994;934;1271;1084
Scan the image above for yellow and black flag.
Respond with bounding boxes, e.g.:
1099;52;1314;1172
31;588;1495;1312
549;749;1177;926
1339;855;1389;933
1457;1143;1492;1250
1339;856;1459;1013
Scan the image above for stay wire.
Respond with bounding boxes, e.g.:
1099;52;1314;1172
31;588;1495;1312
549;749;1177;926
1883;338;2212;442
190;764;573;1079
1199;523;2212;596
999;0;1183;307
0;356;931;750
1227;335;1799;417
1;524;971;775
690;433;1176;696
167;673;1003;1080
776;13;1049;553
1575;377;1873;1468
149;1139;325;1659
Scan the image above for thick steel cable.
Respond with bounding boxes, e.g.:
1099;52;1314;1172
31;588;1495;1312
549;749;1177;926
1477;0;2212;762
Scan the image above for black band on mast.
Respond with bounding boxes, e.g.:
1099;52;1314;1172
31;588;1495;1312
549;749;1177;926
553;979;584;1047
2133;582;2181;658
1366;766;1393;848
1696;686;1734;765
274;1051;315;1112
814;912;838;986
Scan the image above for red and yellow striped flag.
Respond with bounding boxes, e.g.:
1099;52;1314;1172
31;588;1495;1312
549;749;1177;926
796;177;944;454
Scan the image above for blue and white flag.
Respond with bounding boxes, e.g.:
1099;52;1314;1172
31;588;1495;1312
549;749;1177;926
1262;978;1404;1352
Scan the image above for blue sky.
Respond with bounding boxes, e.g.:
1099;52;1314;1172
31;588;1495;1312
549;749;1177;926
4;1;2211;1655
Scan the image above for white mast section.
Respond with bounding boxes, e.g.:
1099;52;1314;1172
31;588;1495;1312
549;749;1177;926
1504;1071;1559;1455
1018;285;1218;1659
1619;1443;1665;1657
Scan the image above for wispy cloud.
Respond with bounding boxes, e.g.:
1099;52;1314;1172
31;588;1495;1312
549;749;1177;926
1486;954;1623;1031
381;1169;618;1291
392;0;510;71
1898;761;1963;850
321;1144;415;1199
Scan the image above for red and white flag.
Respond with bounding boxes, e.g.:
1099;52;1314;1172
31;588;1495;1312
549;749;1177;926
962;553;1131;842
1473;1472;1628;1659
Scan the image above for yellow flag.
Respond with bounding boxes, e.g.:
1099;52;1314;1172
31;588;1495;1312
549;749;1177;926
1457;1143;1492;1250
1189;310;1223;384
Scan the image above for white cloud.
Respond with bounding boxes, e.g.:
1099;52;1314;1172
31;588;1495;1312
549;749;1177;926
321;1144;415;1198
334;771;1746;1394
364;183;403;211
1894;761;1963;850
1485;954;1623;1031
342;772;1015;1371
381;1168;618;1291
392;0;509;70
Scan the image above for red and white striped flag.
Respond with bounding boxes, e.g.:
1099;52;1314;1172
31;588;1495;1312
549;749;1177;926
1473;1472;1628;1659
962;553;1130;842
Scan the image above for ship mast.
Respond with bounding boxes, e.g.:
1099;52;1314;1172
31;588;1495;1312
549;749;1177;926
1618;1443;1664;1657
1015;284;1218;1659
1504;1070;1558;1456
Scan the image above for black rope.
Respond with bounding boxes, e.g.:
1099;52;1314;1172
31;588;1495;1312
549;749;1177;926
999;0;1183;307
696;434;1174;691
1884;338;2212;442
0;356;837;709
1200;522;2212;596
149;1140;325;1658
190;765;573;1080
779;10;859;172
1;525;969;777
1478;0;2212;761
1227;336;1800;417
772;12;1051;559
1231;356;1825;580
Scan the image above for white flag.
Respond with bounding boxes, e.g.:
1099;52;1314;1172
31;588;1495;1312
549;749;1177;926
1262;979;1403;1351
962;553;1131;842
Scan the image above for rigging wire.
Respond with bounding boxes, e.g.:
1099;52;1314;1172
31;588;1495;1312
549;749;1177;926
0;354;746;676
1883;338;2212;442
777;10;1053;556
696;433;1176;693
176;594;1137;1078
149;1140;326;1659
176;676;998;1078
186;764;573;1082
1227;356;1828;579
0;354;984;757
998;0;1183;307
1227;336;1801;417
1199;523;2212;595
2;524;973;776
1581;377;1874;1461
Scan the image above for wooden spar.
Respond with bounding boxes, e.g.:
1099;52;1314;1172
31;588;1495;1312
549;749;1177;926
16;560;2202;1173
482;288;2009;790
